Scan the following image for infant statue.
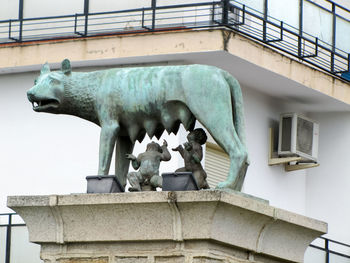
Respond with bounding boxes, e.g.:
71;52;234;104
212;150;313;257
172;128;210;189
126;140;171;191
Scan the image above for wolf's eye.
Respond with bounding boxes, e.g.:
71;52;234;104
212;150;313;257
34;79;37;85
50;79;60;85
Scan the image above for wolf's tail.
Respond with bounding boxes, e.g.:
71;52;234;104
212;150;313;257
222;71;247;152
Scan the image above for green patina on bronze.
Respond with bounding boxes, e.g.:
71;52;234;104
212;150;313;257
27;59;248;191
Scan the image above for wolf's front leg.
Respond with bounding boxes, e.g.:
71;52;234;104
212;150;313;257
98;123;120;175
115;136;134;187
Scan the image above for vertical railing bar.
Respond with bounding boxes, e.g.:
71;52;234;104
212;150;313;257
263;0;268;42
8;20;12;40
84;0;89;36
315;37;318;56
142;8;145;28
18;0;24;42
280;21;283;41
221;0;229;25
5;214;12;263
211;2;215;23
348;53;350;72
151;0;156;30
331;3;336;72
298;0;303;58
242;5;245;25
325;238;330;263
74;14;78;34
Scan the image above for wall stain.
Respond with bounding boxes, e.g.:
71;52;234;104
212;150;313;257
87;49;109;55
222;30;233;51
175;43;185;49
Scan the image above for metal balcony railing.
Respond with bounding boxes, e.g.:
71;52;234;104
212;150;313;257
225;0;350;81
0;213;41;263
0;0;349;82
305;237;350;263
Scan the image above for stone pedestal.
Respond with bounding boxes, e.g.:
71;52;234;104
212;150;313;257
7;190;327;263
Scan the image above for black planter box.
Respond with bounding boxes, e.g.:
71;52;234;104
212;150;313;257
162;172;199;191
86;176;125;193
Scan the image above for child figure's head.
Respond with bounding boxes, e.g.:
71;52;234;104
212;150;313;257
146;142;162;152
187;128;207;145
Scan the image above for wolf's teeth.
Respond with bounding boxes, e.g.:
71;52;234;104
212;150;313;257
33;102;39;107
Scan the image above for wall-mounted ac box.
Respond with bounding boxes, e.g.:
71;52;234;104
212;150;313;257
278;113;319;162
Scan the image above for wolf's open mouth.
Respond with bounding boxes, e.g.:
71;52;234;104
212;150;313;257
32;99;59;111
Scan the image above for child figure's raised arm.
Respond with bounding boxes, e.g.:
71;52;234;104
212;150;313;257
172;144;185;158
160;140;171;161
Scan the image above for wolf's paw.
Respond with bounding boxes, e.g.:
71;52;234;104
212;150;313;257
216;181;234;189
128;187;140;192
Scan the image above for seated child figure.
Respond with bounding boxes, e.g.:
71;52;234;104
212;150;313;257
126;140;171;191
172;128;210;189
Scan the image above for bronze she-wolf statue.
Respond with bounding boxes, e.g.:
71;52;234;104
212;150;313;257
27;59;249;191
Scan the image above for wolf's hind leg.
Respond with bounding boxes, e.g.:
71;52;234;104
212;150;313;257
214;127;248;191
189;91;248;190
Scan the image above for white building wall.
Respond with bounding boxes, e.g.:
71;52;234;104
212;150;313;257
23;0;84;17
0;0;19;20
242;86;307;215
307;112;350;244
20;0;209;18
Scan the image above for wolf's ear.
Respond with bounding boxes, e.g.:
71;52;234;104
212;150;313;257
61;59;71;75
40;62;50;75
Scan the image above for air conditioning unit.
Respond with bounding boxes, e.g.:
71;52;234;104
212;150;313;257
278;113;319;162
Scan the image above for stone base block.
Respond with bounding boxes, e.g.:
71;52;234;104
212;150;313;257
39;240;301;263
7;190;327;263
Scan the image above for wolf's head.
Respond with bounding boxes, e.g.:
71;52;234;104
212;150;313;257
27;59;71;114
